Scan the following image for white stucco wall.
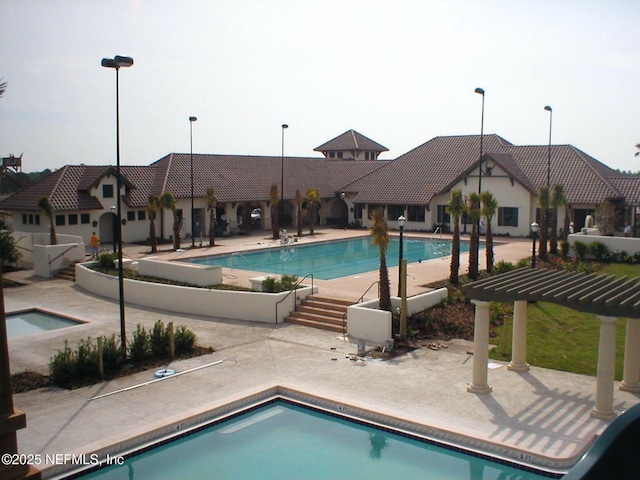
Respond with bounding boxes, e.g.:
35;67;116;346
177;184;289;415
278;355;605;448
75;263;317;323
137;257;222;286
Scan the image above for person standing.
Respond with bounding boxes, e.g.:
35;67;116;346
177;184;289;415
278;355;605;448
90;232;100;259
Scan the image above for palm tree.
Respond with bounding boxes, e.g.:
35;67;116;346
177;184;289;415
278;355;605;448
481;191;498;273
538;186;550;258
549;184;566;254
370;209;391;313
147;195;158;253
0;78;6;100
294;189;304;237
467;192;481;280
158;192;181;250
37;196;57;245
446;190;464;284
269;184;280;240
206;187;217;247
306;188;321;235
635;143;640;157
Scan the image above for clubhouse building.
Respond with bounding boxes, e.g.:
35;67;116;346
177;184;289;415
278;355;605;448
2;129;639;246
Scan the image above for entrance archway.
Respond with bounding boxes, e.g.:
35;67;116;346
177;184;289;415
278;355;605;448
99;212;117;251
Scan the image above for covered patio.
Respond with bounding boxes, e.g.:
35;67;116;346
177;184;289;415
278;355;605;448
463;268;640;419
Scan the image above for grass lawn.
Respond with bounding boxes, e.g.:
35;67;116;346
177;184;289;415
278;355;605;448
489;262;640;379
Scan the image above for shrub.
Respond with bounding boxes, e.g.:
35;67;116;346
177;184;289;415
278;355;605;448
493;260;516;275
573;240;588;261
75;337;99;378
48;340;77;389
101;335;123;373
174;325;197;354
150;320;170;358
587;241;609;261
560;240;570;261
515;258;530;269
262;276;279;293
280;274;299;290
97;252;118;269
129;324;150;361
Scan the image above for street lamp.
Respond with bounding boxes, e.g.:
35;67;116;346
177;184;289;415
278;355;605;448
475;87;485;274
397;215;406;296
102;54;133;357
189;116;198;247
531;222;539;268
544;105;552;191
280;124;288;235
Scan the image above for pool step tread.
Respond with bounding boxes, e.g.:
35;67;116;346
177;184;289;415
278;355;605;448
54;263;77;282
286;295;354;333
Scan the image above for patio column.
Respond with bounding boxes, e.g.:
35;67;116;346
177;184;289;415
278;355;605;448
508;300;529;372
620;318;640;393
467;300;492;394
591;315;618;420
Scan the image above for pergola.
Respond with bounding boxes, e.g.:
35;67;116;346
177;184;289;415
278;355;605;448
463;268;640;419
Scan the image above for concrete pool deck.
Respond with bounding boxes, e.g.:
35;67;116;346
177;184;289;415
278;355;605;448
5;229;640;477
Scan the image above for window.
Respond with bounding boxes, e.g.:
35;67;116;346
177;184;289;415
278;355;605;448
387;205;405;221
498;207;518;227
329;152;335;158
55;215;66;226
337;152;343;159
138;210;146;221
354;204;363;220
436;205;450;224
35;214;40;225
368;204;384;218
127;211;135;221
102;184;114;198
81;213;90;224
408;206;425;222
68;214;78;225
22;214;27;224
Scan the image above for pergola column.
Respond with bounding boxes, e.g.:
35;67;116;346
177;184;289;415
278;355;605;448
620;318;640;392
508;300;529;372
591;315;618;420
467;300;492;394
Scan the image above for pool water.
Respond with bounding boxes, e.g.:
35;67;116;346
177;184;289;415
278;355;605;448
76;401;551;480
189;237;470;280
7;309;81;339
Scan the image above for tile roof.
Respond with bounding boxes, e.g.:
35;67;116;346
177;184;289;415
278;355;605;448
0;132;633;214
0;165;144;212
314;129;389;153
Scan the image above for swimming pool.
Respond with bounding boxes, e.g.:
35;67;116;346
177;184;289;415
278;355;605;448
188;236;469;280
7;309;84;339
74;399;553;480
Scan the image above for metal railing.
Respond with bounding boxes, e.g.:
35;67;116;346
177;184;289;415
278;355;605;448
274;273;314;324
48;244;79;266
342;280;379;337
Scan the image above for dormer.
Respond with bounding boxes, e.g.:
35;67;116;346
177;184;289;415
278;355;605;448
314;129;388;161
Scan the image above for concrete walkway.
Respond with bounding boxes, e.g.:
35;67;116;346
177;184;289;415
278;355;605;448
5;229;640;477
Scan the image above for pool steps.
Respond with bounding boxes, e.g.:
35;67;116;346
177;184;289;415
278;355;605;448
285;295;353;333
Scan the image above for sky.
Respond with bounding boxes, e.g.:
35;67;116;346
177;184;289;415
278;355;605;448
1;0;639;173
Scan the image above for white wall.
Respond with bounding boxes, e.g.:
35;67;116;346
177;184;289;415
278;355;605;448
568;232;640;256
76;263;317;323
33;234;86;277
138;258;222;286
347;288;448;344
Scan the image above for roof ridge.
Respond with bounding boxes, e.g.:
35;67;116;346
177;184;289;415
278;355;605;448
350;129;358;149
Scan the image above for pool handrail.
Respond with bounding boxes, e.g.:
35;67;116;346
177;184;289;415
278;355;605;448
342;281;380;337
275;273;314;324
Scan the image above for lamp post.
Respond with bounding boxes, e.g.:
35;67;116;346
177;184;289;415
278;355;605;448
531;222;539;268
189;116;198;247
397;215;406;296
280;124;288;235
475;87;485;274
544;106;552;191
102;55;133;357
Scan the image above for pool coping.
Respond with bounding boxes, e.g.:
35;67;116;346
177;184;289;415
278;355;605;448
45;382;577;479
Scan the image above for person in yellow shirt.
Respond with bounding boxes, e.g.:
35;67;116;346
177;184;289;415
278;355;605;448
89;232;99;259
